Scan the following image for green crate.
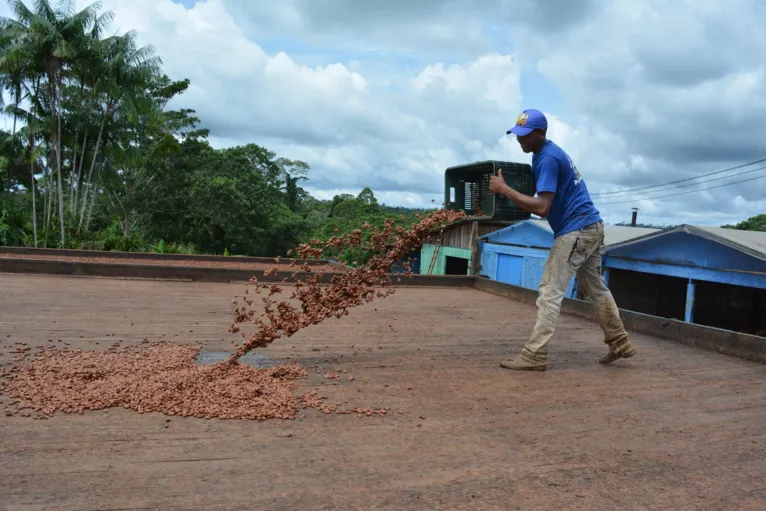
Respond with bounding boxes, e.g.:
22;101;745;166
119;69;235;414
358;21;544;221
444;160;534;220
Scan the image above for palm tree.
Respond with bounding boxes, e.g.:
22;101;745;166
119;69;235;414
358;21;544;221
1;0;114;246
67;5;114;222
1;0;178;248
3;0;99;245
106;87;172;240
1;6;39;243
78;30;161;230
0;5;28;192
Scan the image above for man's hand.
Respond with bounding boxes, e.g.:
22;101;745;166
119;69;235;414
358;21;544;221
489;170;509;195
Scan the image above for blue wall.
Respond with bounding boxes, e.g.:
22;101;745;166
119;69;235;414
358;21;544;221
479;221;577;296
603;231;766;289
391;249;421;274
602;228;766;331
605;231;766;275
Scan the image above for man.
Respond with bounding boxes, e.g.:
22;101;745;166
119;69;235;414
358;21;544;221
488;108;637;371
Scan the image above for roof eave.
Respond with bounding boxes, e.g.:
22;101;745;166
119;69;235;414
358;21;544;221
600;224;766;262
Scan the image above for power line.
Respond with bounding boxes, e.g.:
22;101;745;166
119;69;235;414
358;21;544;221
596;163;766;201
596;172;766;205
590;157;766;197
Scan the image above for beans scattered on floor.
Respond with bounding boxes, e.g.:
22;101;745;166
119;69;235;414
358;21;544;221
0;344;313;419
0;209;465;421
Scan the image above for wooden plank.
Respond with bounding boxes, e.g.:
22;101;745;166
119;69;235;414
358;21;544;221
469;221;479;275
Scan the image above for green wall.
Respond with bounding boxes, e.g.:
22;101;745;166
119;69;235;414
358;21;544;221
421;244;472;275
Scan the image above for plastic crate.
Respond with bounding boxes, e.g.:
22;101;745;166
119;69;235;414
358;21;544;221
444;160;534;220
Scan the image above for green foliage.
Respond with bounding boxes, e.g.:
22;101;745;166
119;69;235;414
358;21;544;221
305;188;423;266
0;190;33;246
723;214;766;232
150;239;195;254
98;219;143;252
0;208;10;245
0;2;425;262
149;239;166;254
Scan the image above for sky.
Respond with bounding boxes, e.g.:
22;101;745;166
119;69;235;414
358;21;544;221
2;0;765;227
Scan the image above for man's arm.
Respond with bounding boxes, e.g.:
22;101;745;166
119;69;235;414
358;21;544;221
500;187;553;218
488;157;557;217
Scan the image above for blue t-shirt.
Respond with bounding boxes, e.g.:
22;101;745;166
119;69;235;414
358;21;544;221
532;140;601;237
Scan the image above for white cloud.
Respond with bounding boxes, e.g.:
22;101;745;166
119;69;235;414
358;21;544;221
3;0;762;229
94;1;530;198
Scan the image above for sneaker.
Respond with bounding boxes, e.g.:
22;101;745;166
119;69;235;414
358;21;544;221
500;357;547;371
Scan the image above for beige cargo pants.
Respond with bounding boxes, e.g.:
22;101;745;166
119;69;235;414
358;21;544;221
520;221;631;365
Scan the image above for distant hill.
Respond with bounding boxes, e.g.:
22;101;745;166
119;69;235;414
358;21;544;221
722;214;766;232
382;205;437;216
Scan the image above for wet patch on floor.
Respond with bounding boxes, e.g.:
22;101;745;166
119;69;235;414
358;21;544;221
195;351;277;368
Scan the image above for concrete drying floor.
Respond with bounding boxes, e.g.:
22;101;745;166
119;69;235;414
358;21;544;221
1;273;765;510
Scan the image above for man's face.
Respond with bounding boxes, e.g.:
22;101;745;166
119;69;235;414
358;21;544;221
517;130;545;153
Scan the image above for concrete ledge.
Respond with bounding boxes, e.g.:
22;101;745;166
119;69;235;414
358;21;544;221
0;246;345;268
394;274;477;287
0;257;475;287
475;276;540;305
475;276;766;364
4;251;762;363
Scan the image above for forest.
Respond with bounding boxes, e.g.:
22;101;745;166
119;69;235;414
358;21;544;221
0;0;430;265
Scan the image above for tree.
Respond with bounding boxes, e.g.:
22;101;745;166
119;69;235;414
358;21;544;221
0;0;417;260
79;30;162;232
4;0;111;247
1;0;119;246
723;214;766;232
276;157;309;212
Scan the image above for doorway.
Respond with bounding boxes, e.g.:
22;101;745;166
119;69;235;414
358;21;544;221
445;256;469;275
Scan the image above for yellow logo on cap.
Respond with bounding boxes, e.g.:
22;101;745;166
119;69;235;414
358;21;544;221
516;112;528;126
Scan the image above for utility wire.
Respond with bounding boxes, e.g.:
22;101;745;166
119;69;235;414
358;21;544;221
596;172;766;205
595;163;766;201
590;157;766;197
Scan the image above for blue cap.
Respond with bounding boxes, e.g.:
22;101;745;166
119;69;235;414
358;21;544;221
507;108;547;136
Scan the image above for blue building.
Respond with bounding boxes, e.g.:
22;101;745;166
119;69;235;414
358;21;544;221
601;224;766;336
478;219;657;297
391;249;421;274
421;220;512;275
